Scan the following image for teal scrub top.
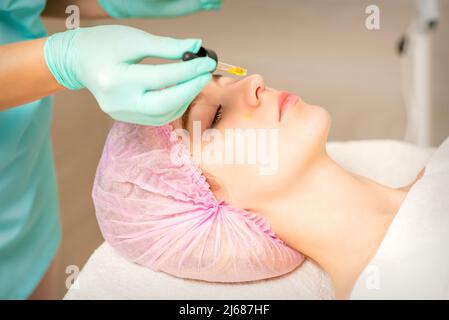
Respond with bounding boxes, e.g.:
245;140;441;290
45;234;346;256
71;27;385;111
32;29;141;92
0;0;62;299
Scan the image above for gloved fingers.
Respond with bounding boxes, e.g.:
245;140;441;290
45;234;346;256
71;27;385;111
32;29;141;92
78;26;202;62
141;0;222;16
140;33;202;60
199;0;223;10
162;95;197;124
99;0;222;19
138;73;212;123
126;57;216;90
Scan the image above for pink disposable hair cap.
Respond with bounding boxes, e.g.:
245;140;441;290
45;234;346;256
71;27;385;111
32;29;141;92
92;121;304;282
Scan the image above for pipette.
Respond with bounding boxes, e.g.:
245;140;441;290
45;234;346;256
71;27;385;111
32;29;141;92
182;47;247;77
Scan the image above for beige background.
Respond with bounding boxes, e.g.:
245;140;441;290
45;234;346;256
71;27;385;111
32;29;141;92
42;0;449;298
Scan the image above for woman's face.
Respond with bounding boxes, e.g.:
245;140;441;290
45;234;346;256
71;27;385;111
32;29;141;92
171;74;331;211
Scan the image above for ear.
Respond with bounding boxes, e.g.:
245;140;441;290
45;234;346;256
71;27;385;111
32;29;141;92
203;172;221;193
203;171;233;205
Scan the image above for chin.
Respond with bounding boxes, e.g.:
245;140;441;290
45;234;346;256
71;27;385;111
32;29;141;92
289;101;331;147
305;104;331;158
309;104;332;144
278;102;331;175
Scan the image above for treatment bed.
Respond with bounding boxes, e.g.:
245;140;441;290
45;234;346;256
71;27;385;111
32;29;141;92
64;139;435;299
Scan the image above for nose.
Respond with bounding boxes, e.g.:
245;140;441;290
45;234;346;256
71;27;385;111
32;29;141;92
242;74;265;108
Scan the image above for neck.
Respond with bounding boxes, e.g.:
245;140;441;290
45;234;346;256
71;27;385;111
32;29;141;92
261;153;407;299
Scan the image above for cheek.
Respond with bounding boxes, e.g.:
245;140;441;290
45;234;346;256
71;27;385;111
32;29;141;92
200;162;262;210
278;104;331;175
197;129;271;209
218;113;255;130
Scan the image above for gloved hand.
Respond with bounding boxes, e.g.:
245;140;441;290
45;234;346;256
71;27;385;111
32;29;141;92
44;25;216;125
98;0;222;19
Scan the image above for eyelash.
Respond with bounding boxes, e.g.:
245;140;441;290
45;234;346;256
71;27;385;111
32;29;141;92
211;104;223;127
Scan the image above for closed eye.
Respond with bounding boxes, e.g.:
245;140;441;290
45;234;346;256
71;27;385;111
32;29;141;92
211;105;223;127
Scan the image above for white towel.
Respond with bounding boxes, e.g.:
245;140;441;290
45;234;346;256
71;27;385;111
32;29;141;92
64;140;434;300
352;137;449;299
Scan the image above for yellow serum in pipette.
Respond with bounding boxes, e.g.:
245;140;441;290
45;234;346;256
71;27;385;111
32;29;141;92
227;66;247;76
217;61;247;77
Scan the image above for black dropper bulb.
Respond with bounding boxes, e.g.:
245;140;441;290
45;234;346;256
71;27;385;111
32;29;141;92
182;46;218;64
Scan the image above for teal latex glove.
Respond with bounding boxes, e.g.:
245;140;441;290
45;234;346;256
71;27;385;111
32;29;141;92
44;25;216;125
98;0;222;19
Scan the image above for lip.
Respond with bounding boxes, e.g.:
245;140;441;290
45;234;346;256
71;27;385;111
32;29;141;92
278;91;299;122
